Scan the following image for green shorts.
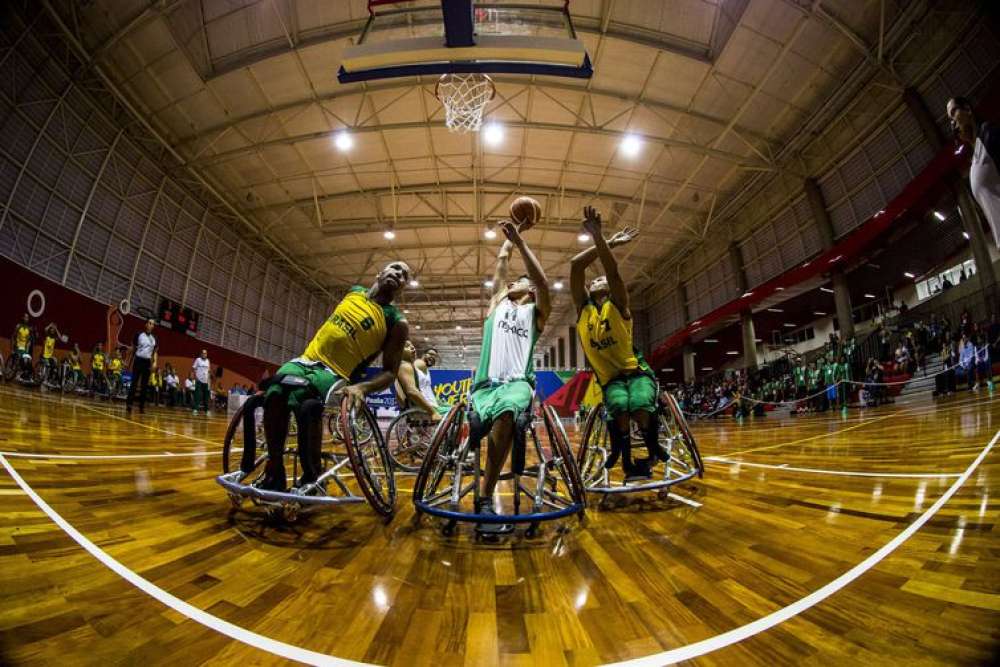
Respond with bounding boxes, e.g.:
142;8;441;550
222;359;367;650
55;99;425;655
267;360;341;411
471;380;533;424
603;372;657;418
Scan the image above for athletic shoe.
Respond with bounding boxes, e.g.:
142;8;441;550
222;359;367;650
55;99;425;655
623;459;652;481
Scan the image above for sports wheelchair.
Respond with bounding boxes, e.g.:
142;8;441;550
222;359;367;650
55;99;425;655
217;376;396;522
412;399;585;538
3;349;35;384
384;407;441;472
576;391;703;503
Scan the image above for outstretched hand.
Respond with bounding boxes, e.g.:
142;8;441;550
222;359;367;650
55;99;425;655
608;226;639;248
343;384;366;413
581;205;602;239
498;220;523;245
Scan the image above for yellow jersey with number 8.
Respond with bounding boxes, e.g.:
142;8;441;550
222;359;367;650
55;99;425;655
43;336;56;359
302;286;402;381
577;299;639;386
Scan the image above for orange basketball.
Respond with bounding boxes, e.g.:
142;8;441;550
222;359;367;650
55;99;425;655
510;196;541;232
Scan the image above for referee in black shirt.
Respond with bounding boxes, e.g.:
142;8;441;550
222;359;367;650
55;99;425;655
127;319;158;414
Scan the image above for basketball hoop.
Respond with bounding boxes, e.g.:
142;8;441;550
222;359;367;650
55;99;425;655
434;73;496;133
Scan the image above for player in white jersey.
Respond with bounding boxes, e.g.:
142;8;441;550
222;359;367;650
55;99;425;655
471;220;550;526
394;340;446;418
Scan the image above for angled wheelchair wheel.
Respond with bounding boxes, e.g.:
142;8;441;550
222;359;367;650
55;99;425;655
577;405;609;486
385;408;438;472
340;395;396;518
663;392;703;477
542;405;586;509
61;367;77;393
412;405;463;505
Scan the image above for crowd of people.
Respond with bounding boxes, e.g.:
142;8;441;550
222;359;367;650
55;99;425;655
672;308;998;418
4;313;244;415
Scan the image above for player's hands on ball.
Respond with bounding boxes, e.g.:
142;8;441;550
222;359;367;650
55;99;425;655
582;206;602;239
608;226;639;248
499;220;523;245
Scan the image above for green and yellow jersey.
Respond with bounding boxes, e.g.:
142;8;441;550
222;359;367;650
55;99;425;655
91;351;106;371
302;286;403;381
576;299;641;386
69;353;81;371
42;335;56;359
14;324;31;351
108;356;123;374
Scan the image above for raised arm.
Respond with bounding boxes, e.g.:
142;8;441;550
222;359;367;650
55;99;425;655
345;320;410;410
500;221;550;331
582;207;631;319
488;237;515;313
570;221;638;314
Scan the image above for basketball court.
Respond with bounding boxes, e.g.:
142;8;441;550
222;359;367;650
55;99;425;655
1;1;999;664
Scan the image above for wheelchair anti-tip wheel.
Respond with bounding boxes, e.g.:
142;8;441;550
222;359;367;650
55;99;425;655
217;391;397;520
385;408;440;472
576;392;703;497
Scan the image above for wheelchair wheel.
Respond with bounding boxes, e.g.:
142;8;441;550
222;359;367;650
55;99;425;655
222;397;266;474
577;406;609;486
1;354;14;382
663;392;703;477
542;405;586;508
61;367;76;393
33;360;47;385
412;405;463;504
327;405;374;444
340;395;396;518
385;408;438;472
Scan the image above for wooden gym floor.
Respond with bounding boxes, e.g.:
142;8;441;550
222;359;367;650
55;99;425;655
0;384;998;665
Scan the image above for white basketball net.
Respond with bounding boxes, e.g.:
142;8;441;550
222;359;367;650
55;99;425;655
435;73;496;133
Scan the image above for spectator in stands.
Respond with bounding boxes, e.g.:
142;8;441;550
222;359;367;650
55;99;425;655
960;334;980;391
213;379;227;410
126;319;157;414
937;337;959;397
191;349;211;415
164;364;179;407
948;96;1000;248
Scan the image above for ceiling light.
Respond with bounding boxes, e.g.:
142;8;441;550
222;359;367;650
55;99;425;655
662;368;674;372
766;308;783;313
415;324;421;330
553;280;564;290
455;325;462;331
704;338;719;343
726;351;739;356
578;232;590;243
754;338;762;343
409;279;419;287
620;134;642;157
783;323;796;327
903;272;915;279
701;366;713;371
820;287;833;293
383;229;396;240
484;279;494;288
742;292;753;298
403;309;410;314
483;122;503;146
775;287;785;291
484;227;497;240
334;130;353;151
963;231;970;239
933;211;946;221
814;311;826;316
864;293;876;299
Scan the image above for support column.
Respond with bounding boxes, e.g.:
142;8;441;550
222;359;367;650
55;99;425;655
904;86;997;308
557;337;566;369
730;242;759;369
568;326;578;368
805;177;855;338
682;344;696;383
543;351;549;368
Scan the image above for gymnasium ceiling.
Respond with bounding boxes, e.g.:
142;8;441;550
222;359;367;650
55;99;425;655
61;0;915;362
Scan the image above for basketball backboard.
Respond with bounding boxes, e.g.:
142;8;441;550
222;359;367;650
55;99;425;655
337;0;594;83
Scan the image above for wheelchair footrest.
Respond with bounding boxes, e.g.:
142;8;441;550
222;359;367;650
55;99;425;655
216;472;365;507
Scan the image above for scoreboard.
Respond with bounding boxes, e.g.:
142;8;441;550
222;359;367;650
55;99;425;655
158;298;199;336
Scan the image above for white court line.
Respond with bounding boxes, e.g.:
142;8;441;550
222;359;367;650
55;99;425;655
603;427;1000;667
704;457;962;479
0;453;371;667
666;492;702;508
0;449;222;460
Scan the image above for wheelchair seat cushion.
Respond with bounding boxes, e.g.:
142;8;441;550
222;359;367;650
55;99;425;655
470;379;533;424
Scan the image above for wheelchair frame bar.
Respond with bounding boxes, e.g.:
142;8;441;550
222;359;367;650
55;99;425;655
414;502;581;524
216;470;366;506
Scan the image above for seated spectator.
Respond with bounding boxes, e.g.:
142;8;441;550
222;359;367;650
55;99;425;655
183;372;196;407
164;364;180;407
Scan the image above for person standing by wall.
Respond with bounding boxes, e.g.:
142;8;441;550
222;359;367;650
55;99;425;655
126;319;157;414
191;349;211;415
